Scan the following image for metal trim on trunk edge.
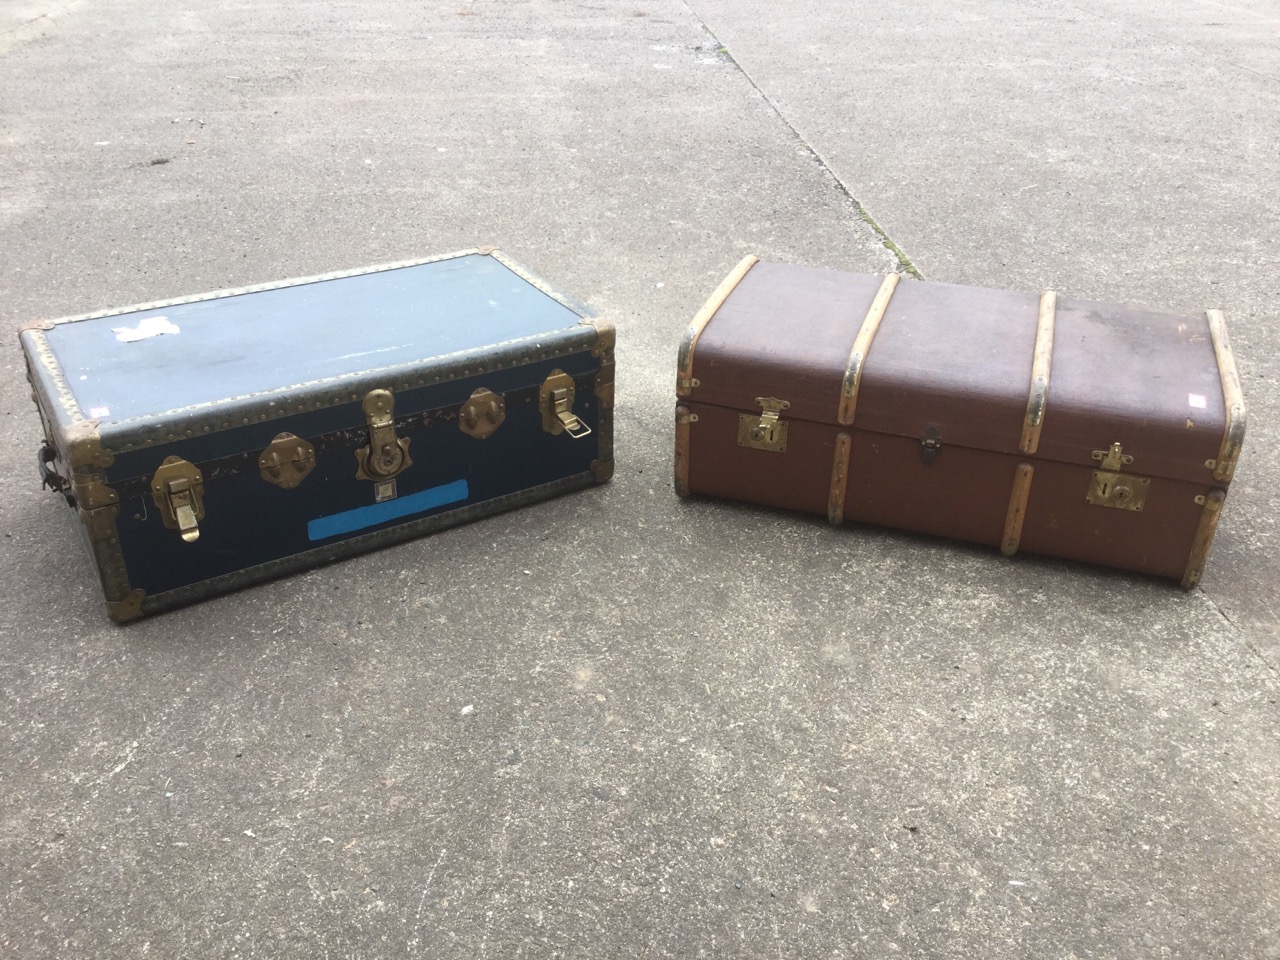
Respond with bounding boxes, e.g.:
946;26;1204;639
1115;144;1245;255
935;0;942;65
131;472;598;619
673;405;696;497
1019;291;1056;455
837;273;900;426
827;432;852;525
676;255;759;397
1206;309;1246;484
581;317;616;483
31;248;485;330
1182;488;1226;589
1001;462;1035;557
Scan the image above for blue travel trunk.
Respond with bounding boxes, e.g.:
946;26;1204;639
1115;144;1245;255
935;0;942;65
20;249;615;622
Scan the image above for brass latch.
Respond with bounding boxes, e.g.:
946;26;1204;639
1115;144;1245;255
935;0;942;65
355;389;412;482
738;397;790;453
1086;442;1150;512
151;456;205;542
259;432;316;489
540;370;592;439
459;387;506;440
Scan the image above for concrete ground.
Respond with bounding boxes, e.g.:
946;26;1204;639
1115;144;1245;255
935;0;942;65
1;0;1276;957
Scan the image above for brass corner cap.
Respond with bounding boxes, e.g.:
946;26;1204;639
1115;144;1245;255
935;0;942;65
65;421;115;469
581;316;616;352
476;245;498;255
19;319;56;335
591;459;615;483
107;589;146;623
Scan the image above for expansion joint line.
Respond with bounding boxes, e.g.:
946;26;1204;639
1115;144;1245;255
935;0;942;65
681;1;923;279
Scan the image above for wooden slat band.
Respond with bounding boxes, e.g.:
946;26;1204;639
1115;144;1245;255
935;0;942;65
673;405;696;497
1182;489;1226;589
1019;291;1056;455
1206;309;1246;484
1001;462;1035;557
827;432;852;525
676;255;759;397
837;273;900;426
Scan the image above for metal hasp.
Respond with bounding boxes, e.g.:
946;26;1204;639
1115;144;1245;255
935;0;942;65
259;432;316;489
458;387;506;440
1086;442;1150;512
919;425;942;465
151;456;205;543
540;370;592;439
355;388;412;481
738;396;790;453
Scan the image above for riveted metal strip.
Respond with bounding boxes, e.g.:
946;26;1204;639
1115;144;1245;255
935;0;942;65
95;332;596;455
676;255;759;397
1001;462;1035;557
1019;291;1056;455
827;432;852;525
24;330;84;424
1206;309;1246;484
131;472;597;619
581;317;616;483
837;273;900;426
32;248;485;329
1182;488;1226;589
490;249;596;319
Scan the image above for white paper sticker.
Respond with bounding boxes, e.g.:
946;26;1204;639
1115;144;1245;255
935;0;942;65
88;406;111;418
112;315;180;343
1188;393;1207;409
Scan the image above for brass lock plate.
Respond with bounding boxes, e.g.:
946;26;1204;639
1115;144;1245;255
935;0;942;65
259;432;316;489
459;388;506;440
150;456;205;542
737;396;790;453
1086;443;1148;511
1086;471;1150;511
539;370;592;439
355;388;412;481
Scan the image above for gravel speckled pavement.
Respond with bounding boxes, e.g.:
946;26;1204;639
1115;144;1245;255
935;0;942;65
2;1;1276;957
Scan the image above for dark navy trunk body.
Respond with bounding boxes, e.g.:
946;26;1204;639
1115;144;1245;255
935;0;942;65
21;250;615;620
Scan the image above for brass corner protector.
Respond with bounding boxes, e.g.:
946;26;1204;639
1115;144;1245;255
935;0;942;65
1206;309;1246;484
1002;462;1035;557
828;433;852;526
106;588;146;624
477;245;497;255
580;317;617;358
676;255;760;398
65;421;115;470
1019;291;1056;455
591;459;615;483
1182;488;1227;589
19;319;56;334
838;272;901;426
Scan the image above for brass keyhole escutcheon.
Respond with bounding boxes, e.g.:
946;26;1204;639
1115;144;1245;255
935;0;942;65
1086;442;1150;511
737;396;790;453
355;389;412;483
459;388;506;440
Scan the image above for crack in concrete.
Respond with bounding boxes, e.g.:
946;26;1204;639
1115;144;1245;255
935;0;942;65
1201;590;1278;672
682;1;923;279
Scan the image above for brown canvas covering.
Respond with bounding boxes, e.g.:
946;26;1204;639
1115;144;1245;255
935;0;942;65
675;257;1245;587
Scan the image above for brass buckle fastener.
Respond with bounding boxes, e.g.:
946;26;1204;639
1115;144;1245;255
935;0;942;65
151;456;205;543
540;370;592;439
355;389;412;483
